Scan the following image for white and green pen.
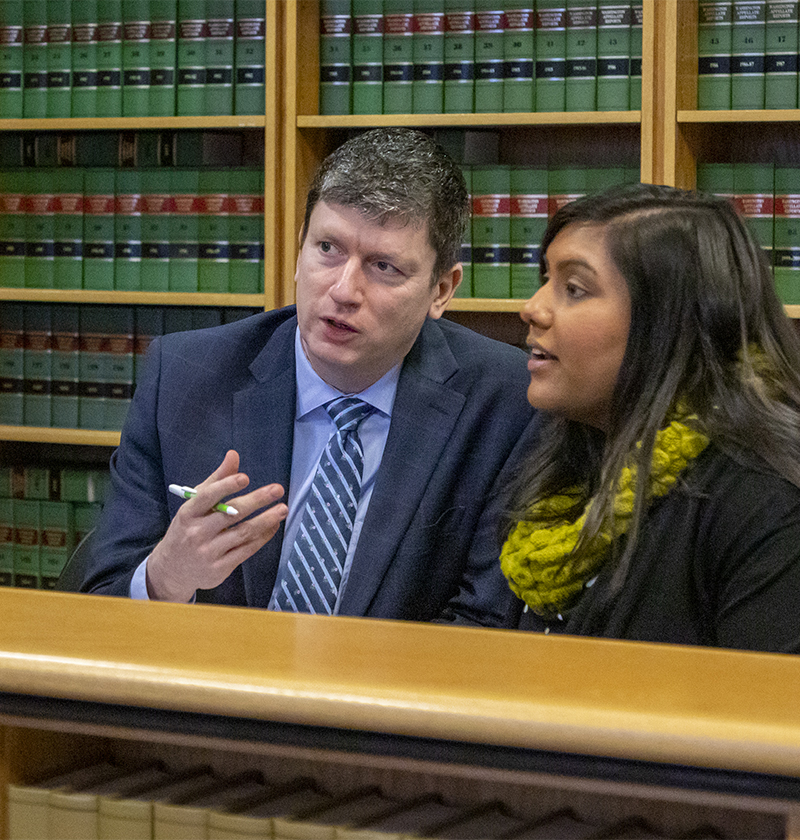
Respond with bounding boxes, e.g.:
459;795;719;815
168;484;239;516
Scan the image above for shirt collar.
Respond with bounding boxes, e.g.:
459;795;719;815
294;326;400;420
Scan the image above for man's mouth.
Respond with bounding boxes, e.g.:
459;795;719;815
325;317;357;333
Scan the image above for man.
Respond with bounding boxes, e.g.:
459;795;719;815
81;128;536;625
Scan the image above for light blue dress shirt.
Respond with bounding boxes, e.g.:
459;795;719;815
131;327;399;607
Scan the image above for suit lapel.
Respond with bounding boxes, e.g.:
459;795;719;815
339;320;466;615
232;317;297;607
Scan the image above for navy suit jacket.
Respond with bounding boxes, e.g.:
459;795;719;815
82;307;537;624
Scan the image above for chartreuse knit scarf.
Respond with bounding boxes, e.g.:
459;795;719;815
500;410;710;618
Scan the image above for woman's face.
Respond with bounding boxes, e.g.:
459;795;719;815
520;222;632;431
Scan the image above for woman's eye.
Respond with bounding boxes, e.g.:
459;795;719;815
566;280;587;299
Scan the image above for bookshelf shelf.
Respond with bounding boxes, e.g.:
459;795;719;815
0;426;119;447
0;290;266;308
0;115;268;132
296;111;643;129
448;298;525;313
678;110;800;124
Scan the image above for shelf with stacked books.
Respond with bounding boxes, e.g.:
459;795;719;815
282;0;656;314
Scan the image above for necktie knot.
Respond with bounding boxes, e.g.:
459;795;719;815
326;397;373;434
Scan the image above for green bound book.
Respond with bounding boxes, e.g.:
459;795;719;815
383;0;414;113
78;305;109;430
473;1;504;112
72;0;100;117
39;500;74;589
151;0;178;115
228;168;263;293
83;168;116;291
510;166;547;298
319;0;352;114
443;0;474;113
565;0;598;111
731;0;766;108
45;0;72;118
456;165;472;296
198;168;230;292
0;2;24;118
24;168;56;290
0;303;24;425
774;166;800;304
698;1;733;108
734;161;774;263
629;0;642;107
0;499;13;587
234;0;266;115
597;0;632;110
97;0;124;115
352;0;383;115
471;165;511;298
51;304;81;429
122;0;151;116
205;0;235;115
73;502;103;548
765;0;798;108
52;168;84;291
22;303;52;427
548;164;591;217
412;0;445;113
22;1;48;118
0;170;26;288
503;0;535;113
134;306;163;384
177;0;207;115
169;168;200;291
12;499;41;588
104;306;135;430
535;0;567;111
140;169;171;291
115;168;143;291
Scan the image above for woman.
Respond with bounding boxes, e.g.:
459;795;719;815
500;182;800;652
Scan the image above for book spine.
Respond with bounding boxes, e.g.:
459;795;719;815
0;303;24;425
177;0;207;115
503;0;535;113
698;1;733;109
72;0;100;117
39;500;74;589
535;0;567;111
319;0;352;114
0;498;13;587
12;499;40;588
234;0;266;115
547;164;590;217
104;306;135;430
733;161;774;260
510;167;547;299
629;0;642;107
51;304;81;429
198;168;231;292
23;0;48;118
444;0;474;113
473;1;504;112
471;165;511;298
0;2;24;118
0;171;26;289
24;169;56;290
140;170;171;291
411;0;445;113
22;303;52;428
78;306;108;430
45;0;72;118
97;0;124;115
383;0;414;113
352;0;383;115
151;0;178;115
83;168;116;291
228;168;264;294
731;0;766;108
52;168;84;291
596;0;632;111
122;0;151;116
205;0;235;115
565;0;598;111
764;0;799;108
134;305;164;385
774;167;800;304
169;168;200;291
115;169;143;291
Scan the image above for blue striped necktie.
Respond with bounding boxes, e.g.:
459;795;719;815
274;397;374;614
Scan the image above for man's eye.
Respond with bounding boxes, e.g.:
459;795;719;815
319;241;332;253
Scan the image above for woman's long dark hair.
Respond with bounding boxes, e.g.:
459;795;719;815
504;182;800;598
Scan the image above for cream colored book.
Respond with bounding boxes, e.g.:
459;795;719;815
8;762;122;840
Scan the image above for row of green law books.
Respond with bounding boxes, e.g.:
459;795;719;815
698;0;800;110
0;167;265;294
0;0;266;119
7;759;724;840
696;161;800;305
320;0;644;116
0;304;261;431
458;162;639;299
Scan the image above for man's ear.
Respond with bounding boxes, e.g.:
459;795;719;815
427;264;462;319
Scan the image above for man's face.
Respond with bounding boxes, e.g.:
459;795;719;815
295;201;460;394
